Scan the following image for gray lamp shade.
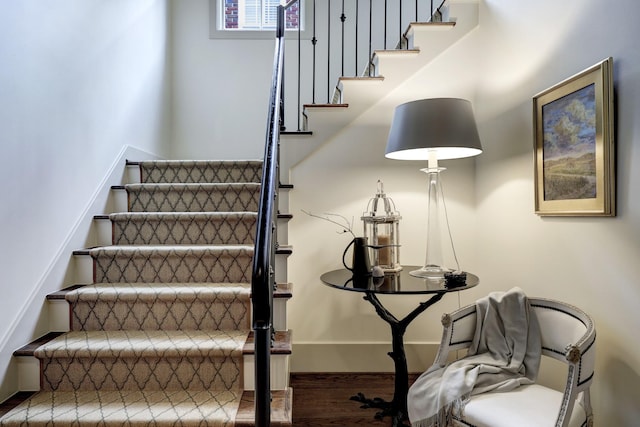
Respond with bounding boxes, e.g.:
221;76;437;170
385;98;483;160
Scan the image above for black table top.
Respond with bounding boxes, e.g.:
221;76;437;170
320;266;479;295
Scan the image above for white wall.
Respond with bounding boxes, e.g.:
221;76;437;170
171;0;273;160
0;0;636;422
171;0;640;423
472;0;640;424
0;0;171;401
171;0;435;158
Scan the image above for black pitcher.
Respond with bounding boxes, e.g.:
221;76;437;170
343;237;372;277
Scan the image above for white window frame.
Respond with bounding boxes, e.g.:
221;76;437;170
209;0;311;40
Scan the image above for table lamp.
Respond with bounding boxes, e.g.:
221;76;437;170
385;98;482;279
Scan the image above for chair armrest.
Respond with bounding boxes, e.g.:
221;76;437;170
433;303;477;367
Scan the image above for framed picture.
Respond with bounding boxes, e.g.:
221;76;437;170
533;57;615;216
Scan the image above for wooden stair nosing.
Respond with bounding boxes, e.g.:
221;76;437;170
0;392;35;418
13;332;64;357
243;330;292;355
373;48;420;58
46;283;294;301
72;245;289;256
302;103;349;109
46;284;85;300
338;76;385;83
111;183;294;190
280;130;312;136
275;245;293;255
404;20;456;38
93;212;293;220
14;330;292;358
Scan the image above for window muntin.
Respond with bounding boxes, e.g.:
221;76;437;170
222;0;301;31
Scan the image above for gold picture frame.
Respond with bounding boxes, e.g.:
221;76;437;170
533;57;615;216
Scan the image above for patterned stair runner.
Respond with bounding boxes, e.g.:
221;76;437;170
0;160;275;426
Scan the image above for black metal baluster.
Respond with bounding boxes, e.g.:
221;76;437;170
280;39;286;131
368;0;372;76
327;0;331;102
297;1;302;131
341;0;346;77
415;0;418;21
384;0;388;49
312;0;317;104
399;0;402;49
355;0;359;76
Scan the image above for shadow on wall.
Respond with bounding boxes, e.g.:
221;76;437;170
601;357;640;425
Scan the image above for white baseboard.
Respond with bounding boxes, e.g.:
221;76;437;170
291;342;440;373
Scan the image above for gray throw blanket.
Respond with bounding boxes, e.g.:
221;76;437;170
407;287;541;427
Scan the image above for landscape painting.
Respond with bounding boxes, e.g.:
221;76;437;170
533;57;615;216
542;84;596;201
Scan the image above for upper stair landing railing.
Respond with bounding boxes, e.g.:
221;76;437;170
282;0;447;132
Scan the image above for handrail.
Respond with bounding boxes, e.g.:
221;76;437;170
252;2;297;426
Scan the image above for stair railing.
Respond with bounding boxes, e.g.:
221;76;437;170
253;0;447;423
282;0;446;131
252;2;297;426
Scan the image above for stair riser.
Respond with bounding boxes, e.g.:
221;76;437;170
126;184;261;213
138;161;263;184
89;249;254;284
49;298;289;332
68;297;251;331
39;355;242;392
16;354;290;392
95;215;289;250
110;215;257;246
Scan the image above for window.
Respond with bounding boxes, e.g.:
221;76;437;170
210;0;308;39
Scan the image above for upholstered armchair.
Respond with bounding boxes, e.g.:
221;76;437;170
423;297;595;427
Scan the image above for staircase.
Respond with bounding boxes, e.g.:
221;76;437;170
0;1;481;424
281;0;479;171
0;160;292;426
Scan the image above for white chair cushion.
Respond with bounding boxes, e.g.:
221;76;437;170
455;384;587;427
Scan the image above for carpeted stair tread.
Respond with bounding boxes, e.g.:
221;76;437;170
15;330;292;358
36;331;248;392
35;330;249;359
109;212;257;245
125;183;261;213
66;282;251;331
0;389;243;426
67;282;251;302
88;245;254;284
47;282;293;300
89;244;254;254
138;160;263;184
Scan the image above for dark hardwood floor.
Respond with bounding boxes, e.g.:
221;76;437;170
2;373;418;426
291;372;419;426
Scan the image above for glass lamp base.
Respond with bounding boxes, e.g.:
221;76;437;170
409;265;450;278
